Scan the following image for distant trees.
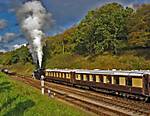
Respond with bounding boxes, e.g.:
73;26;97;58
0;46;32;65
45;3;150;56
44;27;76;55
11;46;32;64
127;4;150;48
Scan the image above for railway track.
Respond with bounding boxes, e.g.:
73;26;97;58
11;75;150;116
44;83;150;115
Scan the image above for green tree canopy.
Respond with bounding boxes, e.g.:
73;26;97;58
73;3;133;55
10;46;32;64
127;4;150;48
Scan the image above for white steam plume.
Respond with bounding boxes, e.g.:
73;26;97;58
16;0;53;68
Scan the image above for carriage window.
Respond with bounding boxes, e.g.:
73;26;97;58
76;74;81;80
126;77;132;86
47;72;49;76
57;73;59;77
68;73;71;78
59;73;61;77
66;73;68;78
103;76;106;83
50;72;52;76
89;75;93;81
106;76;111;83
66;73;71;79
132;78;142;88
95;75;100;82
119;77;126;85
83;74;87;81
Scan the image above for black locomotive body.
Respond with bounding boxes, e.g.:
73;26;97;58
33;68;45;80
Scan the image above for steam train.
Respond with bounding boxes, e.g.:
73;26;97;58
33;68;45;79
35;68;150;102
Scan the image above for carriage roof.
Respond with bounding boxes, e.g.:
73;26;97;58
45;69;150;77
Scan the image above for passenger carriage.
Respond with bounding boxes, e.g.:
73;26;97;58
43;69;150;101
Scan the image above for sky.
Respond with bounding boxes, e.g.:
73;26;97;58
0;0;149;52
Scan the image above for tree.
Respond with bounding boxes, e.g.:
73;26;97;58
10;46;32;64
73;3;133;55
127;4;150;48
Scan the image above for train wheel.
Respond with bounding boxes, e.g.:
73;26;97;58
145;97;150;103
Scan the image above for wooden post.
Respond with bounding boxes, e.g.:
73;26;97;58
48;89;51;97
41;75;45;95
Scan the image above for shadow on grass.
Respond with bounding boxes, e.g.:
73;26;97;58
3;100;35;116
0;82;12;93
0;95;19;112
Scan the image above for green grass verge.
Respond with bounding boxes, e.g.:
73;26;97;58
0;73;87;116
45;53;150;70
0;63;35;76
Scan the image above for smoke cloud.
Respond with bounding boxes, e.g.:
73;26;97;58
0;19;7;29
0;32;16;43
16;0;53;68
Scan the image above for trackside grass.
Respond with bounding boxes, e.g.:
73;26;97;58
0;73;87;116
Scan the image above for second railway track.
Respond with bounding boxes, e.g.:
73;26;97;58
11;75;150;116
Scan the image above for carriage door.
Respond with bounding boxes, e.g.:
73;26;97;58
143;74;149;95
71;72;75;84
148;75;150;95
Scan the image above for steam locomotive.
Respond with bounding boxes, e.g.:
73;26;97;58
33;68;45;79
34;68;150;102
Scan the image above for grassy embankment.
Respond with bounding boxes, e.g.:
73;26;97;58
0;63;35;76
0;72;87;116
1;49;150;75
44;49;150;70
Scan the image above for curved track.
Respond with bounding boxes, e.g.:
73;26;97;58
11;75;150;116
